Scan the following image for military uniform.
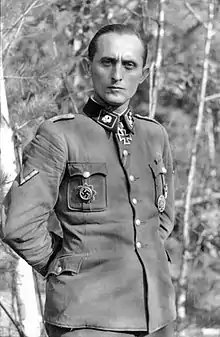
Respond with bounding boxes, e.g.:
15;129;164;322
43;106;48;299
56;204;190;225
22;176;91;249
1;98;176;335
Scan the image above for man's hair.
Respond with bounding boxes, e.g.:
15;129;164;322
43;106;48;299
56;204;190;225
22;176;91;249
88;24;148;66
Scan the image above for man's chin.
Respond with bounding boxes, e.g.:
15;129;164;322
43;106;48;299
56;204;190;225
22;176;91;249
103;94;127;107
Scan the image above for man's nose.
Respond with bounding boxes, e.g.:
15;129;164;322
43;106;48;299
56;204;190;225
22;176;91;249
111;64;123;82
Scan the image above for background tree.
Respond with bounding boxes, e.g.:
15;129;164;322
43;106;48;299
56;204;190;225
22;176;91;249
176;0;215;329
1;4;42;336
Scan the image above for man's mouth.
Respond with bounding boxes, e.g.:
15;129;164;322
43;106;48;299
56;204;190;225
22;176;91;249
108;86;124;90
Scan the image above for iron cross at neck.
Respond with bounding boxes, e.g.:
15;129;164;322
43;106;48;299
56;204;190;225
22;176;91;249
83;98;134;134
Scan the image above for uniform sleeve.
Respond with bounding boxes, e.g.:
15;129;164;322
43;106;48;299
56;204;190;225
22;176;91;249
158;126;175;242
0;120;67;276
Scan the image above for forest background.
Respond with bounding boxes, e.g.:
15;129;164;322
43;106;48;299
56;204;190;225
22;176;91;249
0;0;220;336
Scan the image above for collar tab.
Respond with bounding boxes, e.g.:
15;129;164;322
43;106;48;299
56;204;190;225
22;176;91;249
83;97;134;133
97;109;118;132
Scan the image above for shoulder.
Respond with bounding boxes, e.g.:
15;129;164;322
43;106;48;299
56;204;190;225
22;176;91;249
37;113;75;136
134;114;162;127
33;114;74;149
37;113;91;142
48;113;75;123
134;114;170;145
134;114;165;136
23;114;76;156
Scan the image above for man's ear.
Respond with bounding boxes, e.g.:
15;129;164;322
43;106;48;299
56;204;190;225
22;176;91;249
139;65;149;84
81;57;91;78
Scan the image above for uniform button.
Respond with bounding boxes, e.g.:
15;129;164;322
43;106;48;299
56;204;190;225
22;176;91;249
132;198;137;205
123;150;128;157
129;175;135;182
83;171;90;178
136;241;142;249
57;266;62;274
135;219;141;226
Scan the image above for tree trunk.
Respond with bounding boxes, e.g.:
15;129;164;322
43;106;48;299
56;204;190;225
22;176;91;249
206;107;216;166
0;49;42;337
149;0;165;118
15;259;42;337
176;0;215;328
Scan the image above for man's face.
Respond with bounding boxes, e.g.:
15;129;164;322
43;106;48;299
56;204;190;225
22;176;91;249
89;32;147;112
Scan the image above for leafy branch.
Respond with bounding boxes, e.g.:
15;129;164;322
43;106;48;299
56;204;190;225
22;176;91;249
3;0;40;38
3;0;40;60
205;92;220;102
184;0;208;29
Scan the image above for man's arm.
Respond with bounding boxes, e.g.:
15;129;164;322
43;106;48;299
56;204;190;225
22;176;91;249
1;120;67;276
158;126;175;242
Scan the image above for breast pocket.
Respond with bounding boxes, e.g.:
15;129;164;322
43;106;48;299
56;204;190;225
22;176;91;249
67;162;107;212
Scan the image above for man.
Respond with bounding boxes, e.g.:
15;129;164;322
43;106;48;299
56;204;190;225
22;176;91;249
1;24;176;337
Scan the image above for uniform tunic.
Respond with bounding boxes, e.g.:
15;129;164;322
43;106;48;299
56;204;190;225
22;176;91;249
1;100;176;333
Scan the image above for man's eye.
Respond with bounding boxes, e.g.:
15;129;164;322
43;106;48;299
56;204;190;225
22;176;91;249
124;62;135;69
101;59;112;66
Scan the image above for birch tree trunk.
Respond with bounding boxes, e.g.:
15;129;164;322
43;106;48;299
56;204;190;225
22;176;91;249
149;0;165;118
206;107;216;167
0;42;41;337
176;0;215;329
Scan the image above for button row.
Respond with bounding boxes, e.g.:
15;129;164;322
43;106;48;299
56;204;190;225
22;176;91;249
135;219;141;226
122;151;135;182
121;154;141;250
132;198;137;205
136;241;142;249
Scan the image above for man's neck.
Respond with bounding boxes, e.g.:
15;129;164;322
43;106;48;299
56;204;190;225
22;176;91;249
91;95;129;116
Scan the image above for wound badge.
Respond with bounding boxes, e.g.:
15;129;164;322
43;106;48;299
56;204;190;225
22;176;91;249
78;183;96;203
157;195;166;213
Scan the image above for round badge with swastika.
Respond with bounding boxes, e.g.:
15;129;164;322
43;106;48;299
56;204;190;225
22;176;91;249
78;183;96;203
157;195;166;213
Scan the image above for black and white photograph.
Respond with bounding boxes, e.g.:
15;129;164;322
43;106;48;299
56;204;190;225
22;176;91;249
0;1;220;336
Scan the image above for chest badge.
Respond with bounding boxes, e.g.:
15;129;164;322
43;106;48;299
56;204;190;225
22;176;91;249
77;183;97;203
157;195;166;213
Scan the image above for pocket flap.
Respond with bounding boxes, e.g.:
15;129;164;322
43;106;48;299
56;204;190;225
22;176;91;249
149;156;166;177
46;255;84;277
67;162;107;177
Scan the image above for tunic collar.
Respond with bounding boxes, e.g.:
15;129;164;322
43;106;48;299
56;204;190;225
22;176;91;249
83;97;134;134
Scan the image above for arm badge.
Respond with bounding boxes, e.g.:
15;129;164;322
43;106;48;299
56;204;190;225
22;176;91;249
157;195;166;213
